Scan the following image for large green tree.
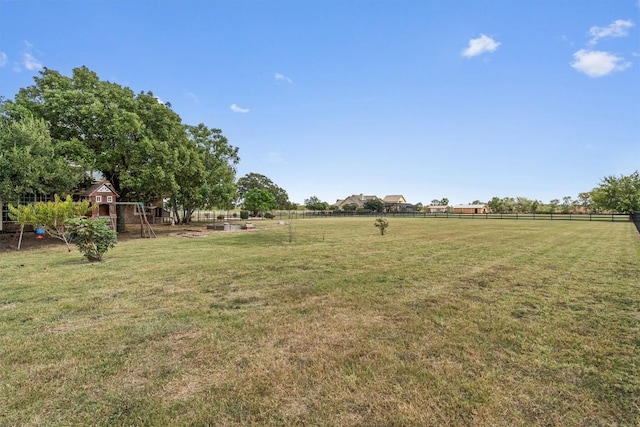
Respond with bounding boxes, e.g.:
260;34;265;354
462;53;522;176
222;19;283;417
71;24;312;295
0;114;83;203
7;66;238;230
8;67;192;230
591;171;640;215
243;188;277;216
487;196;503;213
304;196;329;211
363;198;384;213
169;124;239;223
236;173;291;209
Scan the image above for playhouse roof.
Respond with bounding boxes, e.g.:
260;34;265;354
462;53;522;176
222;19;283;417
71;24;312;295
78;180;119;197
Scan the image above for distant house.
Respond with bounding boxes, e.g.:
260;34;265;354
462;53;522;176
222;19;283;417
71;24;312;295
453;204;489;214
428;205;449;213
383;195;406;204
383;195;415;212
335;194;379;210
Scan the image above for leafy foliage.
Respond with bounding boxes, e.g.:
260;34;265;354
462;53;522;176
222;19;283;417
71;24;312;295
168;124;239;223
374;217;389;235
0;114;83;202
10;67;171;202
304;196;329;211
591;171;640;215
237;173;291;209
67;217;117;262
363;198;384;213
8;195;93;251
243;188;277;216
7;66;238;230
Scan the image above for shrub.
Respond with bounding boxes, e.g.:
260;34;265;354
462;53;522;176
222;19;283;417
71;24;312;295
374;217;389;235
217;214;225;220
240;210;249;220
67;218;117;262
264;212;275;219
232;213;238;218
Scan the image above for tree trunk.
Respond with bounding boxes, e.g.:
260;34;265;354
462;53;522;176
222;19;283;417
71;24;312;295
116;204;126;233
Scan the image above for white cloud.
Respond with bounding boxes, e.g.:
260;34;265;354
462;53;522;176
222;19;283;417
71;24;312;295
462;34;501;58
571;49;631;77
24;53;43;70
230;103;250;113
274;73;292;83
22;41;43;70
0;52;7;67
588;19;634;46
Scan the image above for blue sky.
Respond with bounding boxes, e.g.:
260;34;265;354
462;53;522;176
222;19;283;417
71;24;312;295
1;0;639;205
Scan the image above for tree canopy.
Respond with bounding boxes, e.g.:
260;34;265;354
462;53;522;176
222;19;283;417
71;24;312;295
3;66;240;228
0;114;83;203
243;188;277;216
363;198;384;213
591;171;640;214
168;124;239;223
237;173;291;209
7;66;187;204
304;196;329;211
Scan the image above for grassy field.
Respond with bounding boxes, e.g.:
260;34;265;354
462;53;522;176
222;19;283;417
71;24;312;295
1;218;639;426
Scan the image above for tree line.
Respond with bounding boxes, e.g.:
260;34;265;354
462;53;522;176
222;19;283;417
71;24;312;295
0;66;295;229
480;173;639;215
1;67;638;225
301;175;640;216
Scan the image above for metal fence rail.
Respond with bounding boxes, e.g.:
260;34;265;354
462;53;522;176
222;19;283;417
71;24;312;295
283;211;630;222
188;210;631;223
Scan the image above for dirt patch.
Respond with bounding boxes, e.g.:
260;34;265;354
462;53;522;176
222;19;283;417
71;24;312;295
0;223;261;253
0;232;62;252
172;229;211;238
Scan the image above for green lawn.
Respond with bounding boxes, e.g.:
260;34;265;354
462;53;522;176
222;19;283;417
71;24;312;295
1;218;638;426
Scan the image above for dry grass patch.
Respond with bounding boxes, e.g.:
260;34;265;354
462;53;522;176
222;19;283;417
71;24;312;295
0;218;638;425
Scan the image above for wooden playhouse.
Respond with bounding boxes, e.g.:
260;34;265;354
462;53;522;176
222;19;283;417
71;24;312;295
76;180;118;228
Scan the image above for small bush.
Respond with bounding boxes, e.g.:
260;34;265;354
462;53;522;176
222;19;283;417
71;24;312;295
67;218;117;262
374;217;389;235
264;212;275;219
232;213;238;218
240;210;249;220
217;214;225;220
